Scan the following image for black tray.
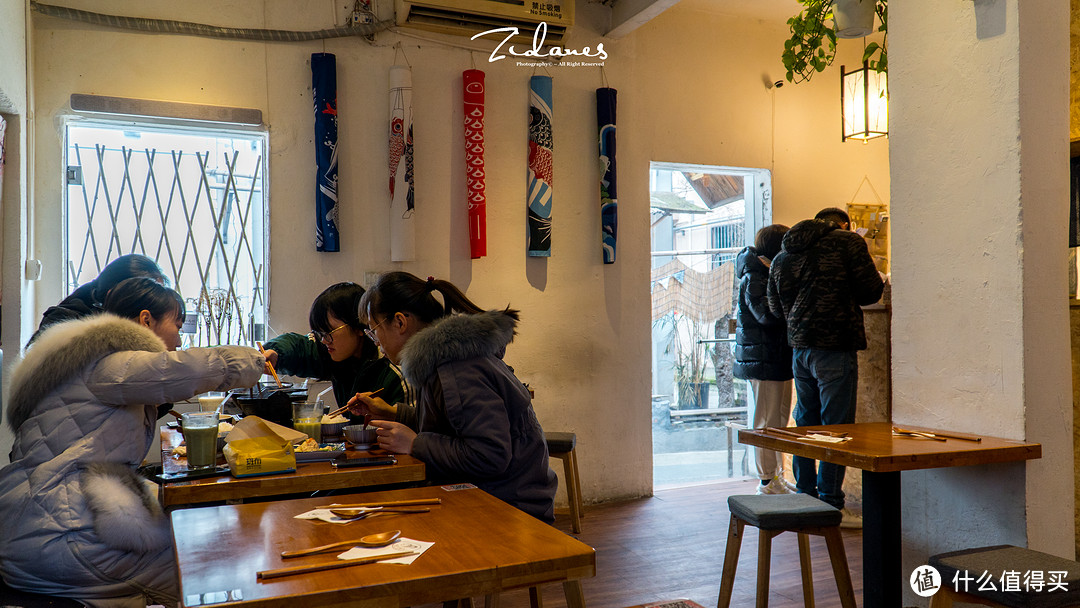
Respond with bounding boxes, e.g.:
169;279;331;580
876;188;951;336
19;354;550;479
153;465;230;483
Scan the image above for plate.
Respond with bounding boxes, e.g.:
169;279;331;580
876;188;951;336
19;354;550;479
293;442;346;462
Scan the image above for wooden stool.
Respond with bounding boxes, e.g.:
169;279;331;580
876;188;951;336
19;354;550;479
717;494;856;608
545;431;583;534
928;545;1080;608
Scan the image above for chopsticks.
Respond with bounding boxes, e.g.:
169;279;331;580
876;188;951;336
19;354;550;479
315;498;441;509
893;426;982;442
763;427;805;439
762;427;848;439
255;342;283;388
256;551;418;579
327;388;384;418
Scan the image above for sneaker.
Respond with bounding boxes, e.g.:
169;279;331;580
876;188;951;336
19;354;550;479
840;508;863;529
777;475;798;493
756;477;796;495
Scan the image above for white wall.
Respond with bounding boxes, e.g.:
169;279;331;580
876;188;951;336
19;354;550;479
21;0;889;503
890;0;1072;601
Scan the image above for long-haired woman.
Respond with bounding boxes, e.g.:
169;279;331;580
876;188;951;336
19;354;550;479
0;277;264;606
348;271;556;523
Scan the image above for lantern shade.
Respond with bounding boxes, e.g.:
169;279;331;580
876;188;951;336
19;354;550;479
841;62;888;141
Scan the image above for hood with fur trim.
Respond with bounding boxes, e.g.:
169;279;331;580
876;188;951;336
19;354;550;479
6;314;165;432
398;310;517;388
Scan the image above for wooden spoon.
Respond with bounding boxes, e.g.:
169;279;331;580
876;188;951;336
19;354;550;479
280;530;402;558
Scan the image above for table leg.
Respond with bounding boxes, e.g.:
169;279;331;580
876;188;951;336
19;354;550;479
862;470;901;608
562;580;586;608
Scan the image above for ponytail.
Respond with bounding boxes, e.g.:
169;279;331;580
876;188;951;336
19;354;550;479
360;271;517;323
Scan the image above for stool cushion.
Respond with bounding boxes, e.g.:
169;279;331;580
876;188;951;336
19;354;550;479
545;431;576;454
929;545;1080;608
727;494;842;530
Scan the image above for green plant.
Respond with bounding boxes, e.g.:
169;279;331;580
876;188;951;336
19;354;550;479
782;0;887;84
655;312;715;407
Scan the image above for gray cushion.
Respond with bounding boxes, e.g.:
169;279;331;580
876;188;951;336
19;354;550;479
727;494;842;530
545;431;576;454
929;545;1080;608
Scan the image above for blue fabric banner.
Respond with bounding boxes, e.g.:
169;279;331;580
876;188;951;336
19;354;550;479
597;87;617;264
527;75;553;257
312;52;340;252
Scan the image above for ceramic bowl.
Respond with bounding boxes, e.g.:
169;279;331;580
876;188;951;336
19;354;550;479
321;421;348;440
343;424;377;445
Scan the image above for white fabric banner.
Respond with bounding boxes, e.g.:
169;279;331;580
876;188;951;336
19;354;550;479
388;66;416;261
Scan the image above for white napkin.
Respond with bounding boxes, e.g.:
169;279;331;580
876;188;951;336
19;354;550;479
797;434;852;444
337;538;434;565
295;507;381;524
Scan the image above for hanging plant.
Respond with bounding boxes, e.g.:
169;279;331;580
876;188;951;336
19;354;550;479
781;0;887;84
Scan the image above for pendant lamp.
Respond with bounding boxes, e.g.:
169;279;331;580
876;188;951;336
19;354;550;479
841;61;888;142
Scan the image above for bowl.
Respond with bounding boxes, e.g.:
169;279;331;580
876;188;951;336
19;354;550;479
321;420;348;440
343;424;377;445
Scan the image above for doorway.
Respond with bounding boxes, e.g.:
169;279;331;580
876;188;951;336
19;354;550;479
649;161;772;490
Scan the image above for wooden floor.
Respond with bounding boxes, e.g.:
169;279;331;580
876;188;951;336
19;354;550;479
484;478;863;608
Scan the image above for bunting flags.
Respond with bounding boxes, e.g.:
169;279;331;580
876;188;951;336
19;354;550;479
464;69;487;259
597;87;618;264
527;75;553;257
389;65;416;261
311;53;340;252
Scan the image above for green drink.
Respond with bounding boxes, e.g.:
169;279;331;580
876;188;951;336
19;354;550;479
182;412;219;470
294;419;321;443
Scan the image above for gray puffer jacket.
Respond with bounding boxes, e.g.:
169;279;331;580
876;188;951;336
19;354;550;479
0;314;264;597
395;310;557;523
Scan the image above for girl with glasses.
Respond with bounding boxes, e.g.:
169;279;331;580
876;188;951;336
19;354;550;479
261;282;408;423
346;271;556;523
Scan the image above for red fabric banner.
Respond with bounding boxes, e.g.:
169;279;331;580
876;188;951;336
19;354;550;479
464;69;486;259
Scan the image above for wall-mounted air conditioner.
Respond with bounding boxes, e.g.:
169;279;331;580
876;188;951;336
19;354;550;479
395;0;574;45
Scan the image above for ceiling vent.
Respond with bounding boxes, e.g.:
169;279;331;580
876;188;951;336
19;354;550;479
395;0;574;44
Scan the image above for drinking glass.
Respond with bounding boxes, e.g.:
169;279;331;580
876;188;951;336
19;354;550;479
292;402;322;443
181;411;220;470
198;391;226;413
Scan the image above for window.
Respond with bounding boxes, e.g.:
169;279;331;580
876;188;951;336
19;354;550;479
64;119;269;348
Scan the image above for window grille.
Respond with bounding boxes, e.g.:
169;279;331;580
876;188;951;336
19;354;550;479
710;221;744;266
64;120;269;348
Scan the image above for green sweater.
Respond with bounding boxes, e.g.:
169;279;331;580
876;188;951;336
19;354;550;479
262;332;408;423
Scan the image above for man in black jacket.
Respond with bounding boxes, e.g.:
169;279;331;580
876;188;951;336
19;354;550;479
766;208;884;520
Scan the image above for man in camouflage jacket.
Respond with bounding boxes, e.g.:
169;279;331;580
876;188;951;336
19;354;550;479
766;208;884;513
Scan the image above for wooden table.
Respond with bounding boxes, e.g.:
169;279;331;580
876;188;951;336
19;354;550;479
160;427;426;507
170;485;596;608
738;422;1041;608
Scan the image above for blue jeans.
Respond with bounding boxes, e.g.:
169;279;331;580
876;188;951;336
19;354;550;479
791;348;858;509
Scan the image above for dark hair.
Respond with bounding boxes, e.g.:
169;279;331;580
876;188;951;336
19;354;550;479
815;207;850;226
754;224;790;260
103;277;185;321
359;271;518;325
309;282;366;334
92;254;167;303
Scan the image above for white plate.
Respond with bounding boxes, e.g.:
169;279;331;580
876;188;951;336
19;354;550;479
294;442;346;462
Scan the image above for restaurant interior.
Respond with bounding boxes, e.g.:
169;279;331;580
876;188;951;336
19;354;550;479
0;0;1075;606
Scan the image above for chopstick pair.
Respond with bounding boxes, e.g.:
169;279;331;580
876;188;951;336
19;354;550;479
315;498;442;509
892;426;982;442
256;551;418;579
327;388;384;418
255;342;283;388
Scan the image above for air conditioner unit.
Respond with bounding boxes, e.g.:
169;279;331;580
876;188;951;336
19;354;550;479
395;0;574;45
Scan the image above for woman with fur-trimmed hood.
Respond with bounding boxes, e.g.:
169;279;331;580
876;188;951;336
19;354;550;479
345;272;556;523
0;278;264;607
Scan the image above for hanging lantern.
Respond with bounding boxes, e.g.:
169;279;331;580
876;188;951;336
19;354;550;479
841;62;888;142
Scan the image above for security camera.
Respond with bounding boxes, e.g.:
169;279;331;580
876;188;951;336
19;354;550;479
764;78;785;90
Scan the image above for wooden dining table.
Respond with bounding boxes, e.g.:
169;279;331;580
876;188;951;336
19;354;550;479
159;427;426;507
738;422;1041;608
170;484;596;608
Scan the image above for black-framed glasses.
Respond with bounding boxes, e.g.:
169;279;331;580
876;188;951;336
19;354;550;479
313;324;348;344
363;317;389;343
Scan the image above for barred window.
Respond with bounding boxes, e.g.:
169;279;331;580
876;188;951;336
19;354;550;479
64;120;269;347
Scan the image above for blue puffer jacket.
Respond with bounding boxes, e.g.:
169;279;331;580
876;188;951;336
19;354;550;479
733;247;793;381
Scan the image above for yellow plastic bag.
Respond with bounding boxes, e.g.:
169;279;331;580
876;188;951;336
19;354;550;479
222;416;306;477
